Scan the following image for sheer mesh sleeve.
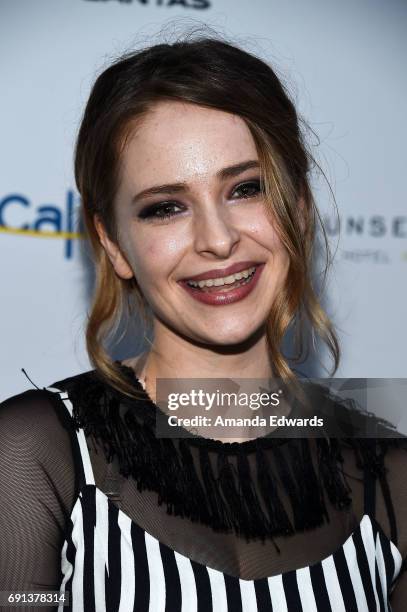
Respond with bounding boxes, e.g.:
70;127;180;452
0;390;77;612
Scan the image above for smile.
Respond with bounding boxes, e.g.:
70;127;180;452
186;266;256;289
179;264;265;306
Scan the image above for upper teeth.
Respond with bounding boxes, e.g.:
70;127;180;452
186;266;257;288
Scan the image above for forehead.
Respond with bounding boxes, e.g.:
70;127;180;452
120;100;258;185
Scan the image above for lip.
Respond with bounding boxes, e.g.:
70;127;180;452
180;260;261;282
179;263;265;306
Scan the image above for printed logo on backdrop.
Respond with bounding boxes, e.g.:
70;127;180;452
323;214;407;264
1;197;406;263
0;191;82;259
83;0;211;8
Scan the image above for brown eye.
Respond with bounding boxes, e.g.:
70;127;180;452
232;180;262;199
138;202;184;221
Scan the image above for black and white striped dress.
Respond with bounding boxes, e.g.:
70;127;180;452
48;385;404;612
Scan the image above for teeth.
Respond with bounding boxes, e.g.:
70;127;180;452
187;266;257;288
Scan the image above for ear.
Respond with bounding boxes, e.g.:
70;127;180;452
93;215;134;280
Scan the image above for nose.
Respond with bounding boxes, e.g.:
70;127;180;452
193;204;240;259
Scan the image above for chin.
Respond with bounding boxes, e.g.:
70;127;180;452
197;323;263;348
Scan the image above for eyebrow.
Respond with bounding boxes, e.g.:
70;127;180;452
131;159;260;205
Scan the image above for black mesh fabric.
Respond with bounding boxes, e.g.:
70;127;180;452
1;362;407;611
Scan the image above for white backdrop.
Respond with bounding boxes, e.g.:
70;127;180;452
1;0;406;402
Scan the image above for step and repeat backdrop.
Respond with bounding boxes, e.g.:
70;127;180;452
1;0;406;405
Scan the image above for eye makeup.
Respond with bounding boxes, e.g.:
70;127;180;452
136;178;263;222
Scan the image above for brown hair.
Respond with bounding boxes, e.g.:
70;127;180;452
74;29;340;399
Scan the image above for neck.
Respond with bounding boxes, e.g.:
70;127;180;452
139;321;273;382
128;321;289;443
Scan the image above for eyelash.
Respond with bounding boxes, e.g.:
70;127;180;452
137;179;263;222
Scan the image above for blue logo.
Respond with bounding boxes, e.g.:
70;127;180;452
0;190;84;259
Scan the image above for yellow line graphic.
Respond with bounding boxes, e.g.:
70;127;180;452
0;226;84;239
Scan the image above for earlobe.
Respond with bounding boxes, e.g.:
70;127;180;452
93;214;134;280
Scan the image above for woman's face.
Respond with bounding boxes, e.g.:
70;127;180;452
99;100;290;347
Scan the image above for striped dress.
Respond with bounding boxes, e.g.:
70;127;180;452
47;384;404;612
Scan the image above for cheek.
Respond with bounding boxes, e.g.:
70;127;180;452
129;234;185;279
147;244;157;259
247;218;290;275
247;216;283;252
141;245;160;277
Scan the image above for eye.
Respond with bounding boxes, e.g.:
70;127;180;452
137;202;184;221
137;179;263;223
231;179;263;199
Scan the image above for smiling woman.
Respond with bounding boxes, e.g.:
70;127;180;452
76;40;339;392
1;27;407;612
93;101;294;341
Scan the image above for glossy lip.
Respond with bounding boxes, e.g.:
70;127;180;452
180;260;261;282
179;263;265;306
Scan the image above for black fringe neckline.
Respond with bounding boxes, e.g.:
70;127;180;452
116;361;303;453
50;361;407;550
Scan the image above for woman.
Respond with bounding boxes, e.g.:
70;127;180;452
1;32;406;611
